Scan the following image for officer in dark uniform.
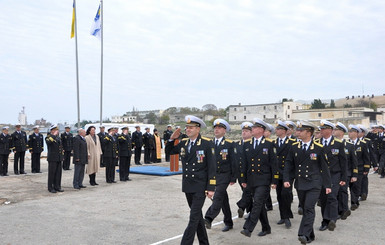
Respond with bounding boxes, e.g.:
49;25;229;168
376;125;385;176
61;126;73;170
102;127;118;183
317;120;347;232
132;126;143;165
274;120;296;228
166;115;216;245
358;125;378;199
11;124;28;175
97;125;107;167
163;125;173;162
204;119;237;232
113;127;120;166
0;126;12;176
28;125;44;173
334;122;357;220
285;121;297;140
236;122;254;218
118;126;132;181
46;125;64;193
239;118;278;238
143;127;152;164
283;120;332;245
348;125;370;211
72;128;88;189
264;123;275;212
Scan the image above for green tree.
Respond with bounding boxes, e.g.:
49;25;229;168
343;103;352;108
159;114;170;124
329;99;336;108
145;112;157;124
310;99;326;109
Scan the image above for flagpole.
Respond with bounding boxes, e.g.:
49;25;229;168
74;0;81;128
99;0;104;126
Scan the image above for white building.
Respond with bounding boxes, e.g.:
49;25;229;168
18;106;27;125
228;102;303;123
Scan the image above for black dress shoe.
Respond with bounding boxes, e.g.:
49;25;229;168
126;178;132;181
79;186;87;188
298;235;312;244
238;208;244;218
350;204;358;211
284;219;291;229
14;172;20;175
120;179;127;182
319;225;328;231
90;183;96;186
341;210;351;220
258;230;271;236
298;207;303;215
277;219;285;225
204;219;212;229
328;220;336;231
20;171;27;174
112;180;117;183
94;182;99;185
361;193;367;200
222;225;233;232
240;229;251;237
74;187;81;190
55;189;64;192
49;189;57;193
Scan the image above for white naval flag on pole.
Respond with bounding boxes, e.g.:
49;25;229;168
90;4;101;39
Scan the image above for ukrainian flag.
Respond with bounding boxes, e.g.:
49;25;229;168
71;0;75;38
90;4;101;39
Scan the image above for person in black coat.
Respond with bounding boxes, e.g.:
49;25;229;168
28;126;44;173
46;125;64;193
0;126;12;176
61;126;73;170
131;126;143;165
118;127;132;181
143;127;153;164
102;127;119;183
239;118;278;238
72;129;88;189
204;119;237;232
97;125;107;167
284;121;332;245
166;115;216;245
11;124;28;175
163;125;173;162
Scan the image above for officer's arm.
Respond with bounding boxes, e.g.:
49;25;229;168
28;135;33;152
351;147;359;178
239;145;248;185
283;147;294;184
206;140;216;192
73;137;80;161
269;143;279;185
229;142;237;183
362;143;371;173
165;139;181;155
320;148;332;189
368;142;378;168
338;142;348;184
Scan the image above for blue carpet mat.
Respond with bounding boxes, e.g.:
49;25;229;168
129;165;182;176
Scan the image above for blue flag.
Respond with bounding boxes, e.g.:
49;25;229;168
90;4;101;39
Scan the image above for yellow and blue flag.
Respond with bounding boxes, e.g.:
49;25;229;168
90;4;101;39
71;0;75;38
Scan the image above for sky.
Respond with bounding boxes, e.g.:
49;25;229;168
1;0;384;125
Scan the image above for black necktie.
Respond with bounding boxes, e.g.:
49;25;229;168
188;141;194;153
280;139;283;147
302;143;307;153
215;139;219;146
254;139;258;149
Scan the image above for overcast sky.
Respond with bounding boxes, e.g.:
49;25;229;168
1;0;384;125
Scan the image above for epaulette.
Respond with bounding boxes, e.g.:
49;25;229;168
314;138;321;143
293;142;300;145
288;138;296;142
346;141;353;145
104;136;110;141
265;138;273;142
313;141;323;147
201;136;211;141
360;139;367;144
364;137;371;142
225;139;233;143
182;138;189;141
244;138;252;142
334;138;342;143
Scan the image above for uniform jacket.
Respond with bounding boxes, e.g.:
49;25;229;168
11;131;28;152
163;130;173;142
73;135;88;165
284;140;331;191
45;134;64;162
28;133;44;153
213;137;237;184
102;134;119;158
97;132;107;153
274;137;296;180
166;134;216;193
132;131;143;148
143;132;154;149
343;140;358;178
315;137;347;183
352;139;371;172
239;136;279;187
0;133;12;155
61;132;73;152
118;133;132;157
362;137;378;168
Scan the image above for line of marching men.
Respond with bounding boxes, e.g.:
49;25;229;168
165;115;382;245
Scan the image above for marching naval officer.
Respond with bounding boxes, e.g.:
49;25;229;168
166;115;216;245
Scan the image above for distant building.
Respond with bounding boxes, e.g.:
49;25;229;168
228;102;303;123
34;118;47;126
18;106;27;125
111;115;137;123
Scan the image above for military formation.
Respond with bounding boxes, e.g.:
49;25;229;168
165;115;383;245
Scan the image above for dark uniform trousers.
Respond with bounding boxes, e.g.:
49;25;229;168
320;172;341;224
338;176;351;214
104;157;116;182
48;161;62;191
243;185;271;232
73;163;85;188
63;151;71;170
237;184;253;213
351;173;363;206
0;154;9;175
297;188;320;240
205;183;233;227
119;156;130;181
31;153;41;173
182;192;209;245
144;147;151;163
277;179;294;219
134;147;141;164
14;151;25;173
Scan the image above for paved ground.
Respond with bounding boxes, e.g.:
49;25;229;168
0;153;384;245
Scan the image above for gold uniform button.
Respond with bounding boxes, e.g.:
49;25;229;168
258;170;260;172
299;165;301;167
252;170;255;172
192;169;195;171
305;175;308;177
299;170;301;172
258;164;261;167
298;174;301;177
282;165;284;167
252;164;254;167
185;175;188;177
258;159;261;161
